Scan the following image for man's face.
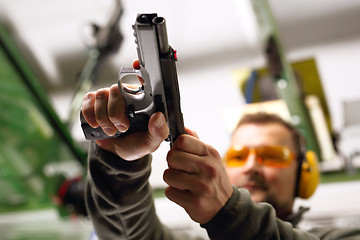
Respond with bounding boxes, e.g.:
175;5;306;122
226;123;298;217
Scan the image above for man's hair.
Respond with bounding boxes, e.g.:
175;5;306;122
235;112;304;158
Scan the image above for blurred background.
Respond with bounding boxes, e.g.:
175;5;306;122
0;0;360;239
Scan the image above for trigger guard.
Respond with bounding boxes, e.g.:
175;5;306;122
118;68;145;101
117;67;153;112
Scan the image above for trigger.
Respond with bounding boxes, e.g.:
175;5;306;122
123;84;144;94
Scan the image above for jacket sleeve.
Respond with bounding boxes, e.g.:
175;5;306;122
84;141;176;240
201;186;320;240
309;227;360;240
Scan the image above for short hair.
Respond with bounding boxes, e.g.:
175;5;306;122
235;112;304;158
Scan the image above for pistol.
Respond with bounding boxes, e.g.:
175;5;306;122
80;13;185;146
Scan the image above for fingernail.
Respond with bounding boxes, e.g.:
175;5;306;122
154;114;165;129
86;117;96;125
115;123;128;133
103;127;115;136
83;95;92;103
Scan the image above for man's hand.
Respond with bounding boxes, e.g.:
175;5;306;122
163;131;234;224
81;60;169;160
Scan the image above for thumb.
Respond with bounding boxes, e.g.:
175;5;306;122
147;112;169;148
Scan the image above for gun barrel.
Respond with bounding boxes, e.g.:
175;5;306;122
153;17;169;55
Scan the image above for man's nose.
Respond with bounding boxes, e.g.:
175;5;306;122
242;152;261;173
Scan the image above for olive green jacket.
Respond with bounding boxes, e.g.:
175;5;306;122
85;142;360;239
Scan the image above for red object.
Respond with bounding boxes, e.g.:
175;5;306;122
57;177;82;203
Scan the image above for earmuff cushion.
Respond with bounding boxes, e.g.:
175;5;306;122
297;150;320;199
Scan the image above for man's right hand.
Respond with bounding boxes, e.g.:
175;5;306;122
81;61;169;161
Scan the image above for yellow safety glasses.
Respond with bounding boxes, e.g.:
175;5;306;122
224;145;295;168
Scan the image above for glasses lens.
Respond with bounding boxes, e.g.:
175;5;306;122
256;146;293;167
225;146;249;167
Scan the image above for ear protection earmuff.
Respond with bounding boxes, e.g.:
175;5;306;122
296;150;320;199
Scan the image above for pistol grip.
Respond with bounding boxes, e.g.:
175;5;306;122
80;111;149;140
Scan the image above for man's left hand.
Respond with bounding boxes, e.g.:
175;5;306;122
163;131;234;224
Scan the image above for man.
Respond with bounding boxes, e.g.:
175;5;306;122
225;113;308;222
82;82;360;239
